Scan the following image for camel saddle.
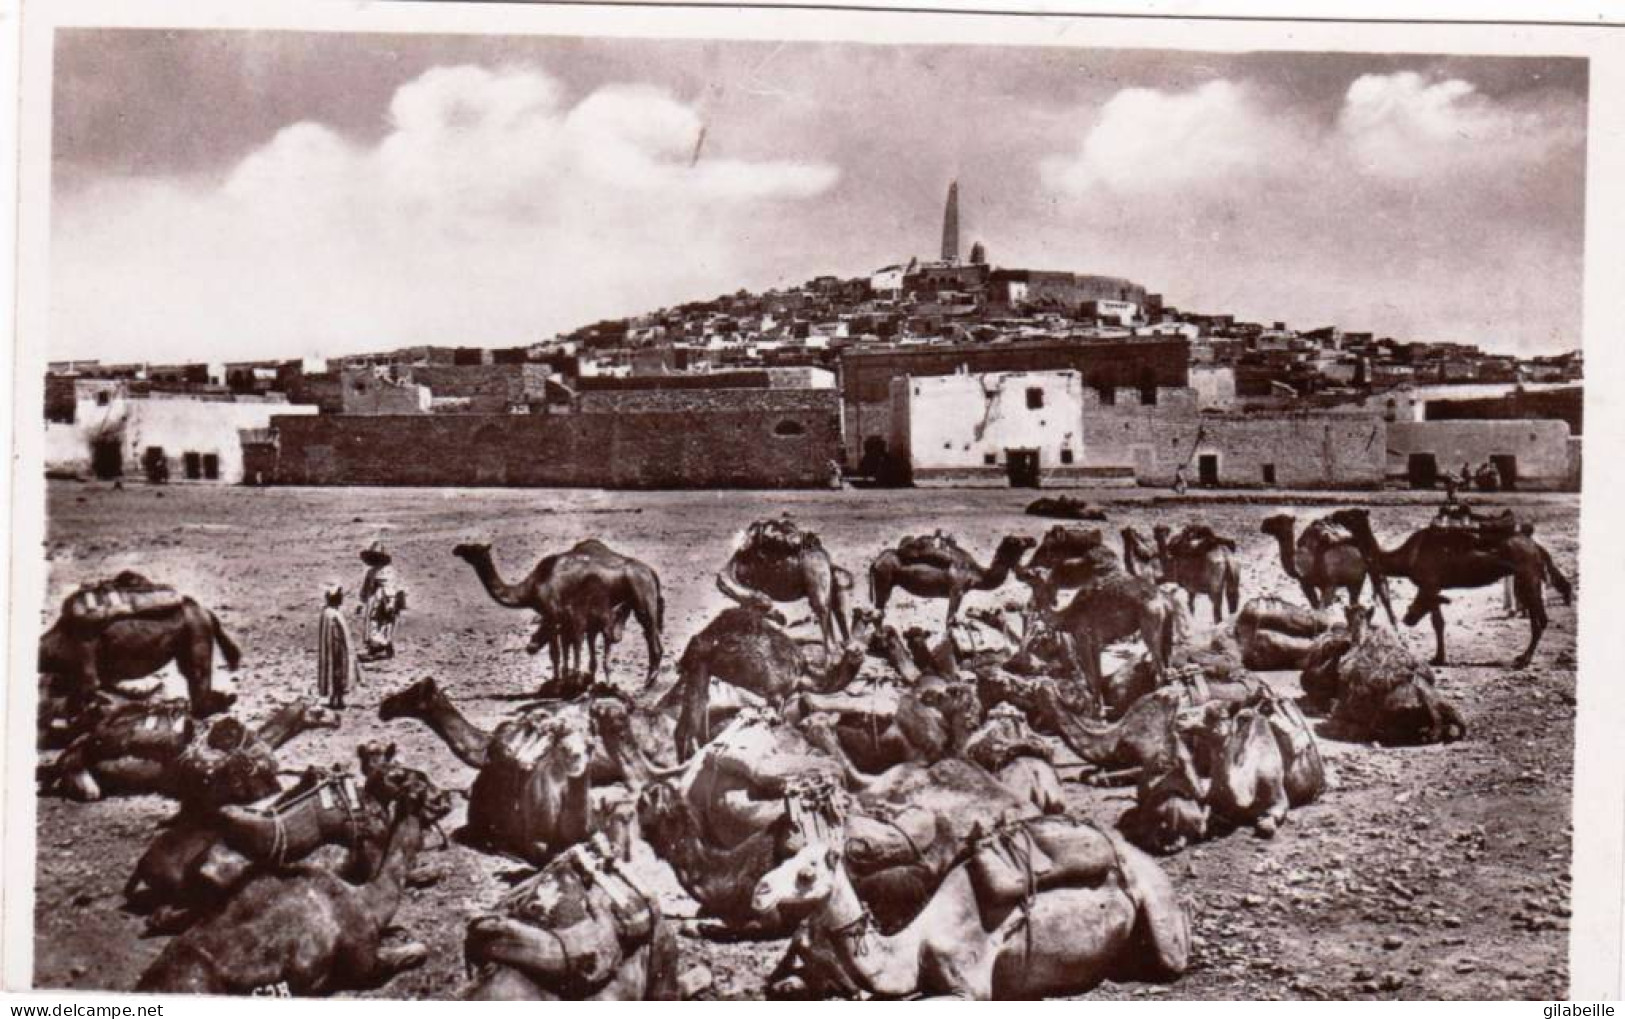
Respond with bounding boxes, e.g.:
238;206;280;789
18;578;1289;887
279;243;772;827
1166;524;1235;560
489;835;657;955
745;518;822;557
169;719;280;811
965;816;1123;915
60;573;186;633
893;533;963;570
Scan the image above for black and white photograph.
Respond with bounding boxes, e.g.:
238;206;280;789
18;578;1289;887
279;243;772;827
4;0;1621;1003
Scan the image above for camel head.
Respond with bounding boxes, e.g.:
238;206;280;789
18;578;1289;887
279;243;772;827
753;838;843;916
634;779;684;844
379;676;447;722
994;534;1038;566
356;740;397;780
1399;596;1443;629
1259;514;1296;541
360;745;454;825
1152;523;1172;545
451;542;493;565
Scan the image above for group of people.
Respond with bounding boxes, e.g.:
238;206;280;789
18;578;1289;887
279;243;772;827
315;540;407;710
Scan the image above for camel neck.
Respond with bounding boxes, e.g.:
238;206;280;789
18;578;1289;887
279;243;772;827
419;696;491;769
357;809;423;926
465;554;531;608
1271;527;1302;580
255;708;304;749
816;865;922;997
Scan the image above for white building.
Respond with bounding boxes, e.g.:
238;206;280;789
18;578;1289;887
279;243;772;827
869;265;907;295
1190;366;1238;409
890;369;1086;486
45;382;318;483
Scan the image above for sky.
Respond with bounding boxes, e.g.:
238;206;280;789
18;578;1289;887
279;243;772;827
48;30;1588;363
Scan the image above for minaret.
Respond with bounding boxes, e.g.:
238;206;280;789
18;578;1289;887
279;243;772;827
940;180;959;263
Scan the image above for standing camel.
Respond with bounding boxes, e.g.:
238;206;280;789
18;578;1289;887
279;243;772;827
453;540;663;687
1260;513;1396;627
717;517;855;650
1326;508;1571;669
1017;557;1182;695
1151;524;1241;625
869;534;1034;628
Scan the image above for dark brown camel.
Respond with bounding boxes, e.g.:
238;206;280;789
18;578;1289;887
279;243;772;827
1318;604;1467;744
718;516;855;649
1261;513;1396;627
665;606;875;758
1120;527;1160;580
1327;507;1571;668
126;744;437;935
45;699;338;803
136;766;452;996
38;595;241;717
869;534;1035;627
1151;524;1241;624
453;540;664;687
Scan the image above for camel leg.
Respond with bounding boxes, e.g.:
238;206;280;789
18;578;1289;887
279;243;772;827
870;569;891;619
829;580;852;645
1512;574;1547;670
1299;581;1322;609
1428;605;1448;667
806;584;836;651
945;589;963;630
635;603;662;686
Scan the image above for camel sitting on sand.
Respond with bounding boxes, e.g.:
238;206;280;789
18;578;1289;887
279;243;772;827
136;758;453;996
752;813;1190;999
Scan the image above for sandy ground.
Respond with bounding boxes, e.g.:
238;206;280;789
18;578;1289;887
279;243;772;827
31;481;1579;999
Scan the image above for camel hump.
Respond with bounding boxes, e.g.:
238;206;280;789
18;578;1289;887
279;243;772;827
892;533;962;569
61;576;187;630
1168;524;1233;559
964;817;1120;913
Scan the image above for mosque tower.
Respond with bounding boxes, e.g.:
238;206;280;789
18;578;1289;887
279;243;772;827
940;180;959;263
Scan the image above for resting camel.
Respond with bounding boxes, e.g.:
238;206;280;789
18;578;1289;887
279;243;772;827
38;590;241;718
752;815;1190;999
791;674;983;775
718;516;855;649
462;833;680;1000
1314;604;1466;745
378;676;658;786
1327;507;1571;669
136;763;452;996
1261;513;1396;627
1040;672;1256;785
126;744;437;935
869;534;1035;628
1151;524;1241;625
1017;560;1182;693
453;540;664;687
1124;691;1323;854
44;699;338;804
1232;597;1344;671
665;605;875;758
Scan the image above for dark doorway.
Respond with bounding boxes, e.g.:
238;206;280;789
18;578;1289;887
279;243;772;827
89;438;123;479
1407;452;1439;489
860;436;889;479
1492;454;1518;491
1261;463;1276;485
202;453;220;480
1006;449;1041;488
183;452;203;480
1197;454;1219;487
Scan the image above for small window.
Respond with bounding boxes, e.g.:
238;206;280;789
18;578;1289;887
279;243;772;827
96;391;110;406
772;419;805;437
1026;387;1045;410
983;452;997;466
1097;386;1116;406
1262;463;1276;484
1060;448;1075;465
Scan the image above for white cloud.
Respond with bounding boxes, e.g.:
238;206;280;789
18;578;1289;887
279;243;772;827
1035;72;1584;353
51;64;840;360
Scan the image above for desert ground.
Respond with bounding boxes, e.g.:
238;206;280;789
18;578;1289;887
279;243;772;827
31;481;1579;999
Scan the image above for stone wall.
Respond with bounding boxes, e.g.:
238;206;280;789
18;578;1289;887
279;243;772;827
407;364;551;411
1081;408;1388;489
576;387;837;416
268;396;840;489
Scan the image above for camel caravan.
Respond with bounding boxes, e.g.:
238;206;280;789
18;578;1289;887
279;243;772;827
34;497;1574;999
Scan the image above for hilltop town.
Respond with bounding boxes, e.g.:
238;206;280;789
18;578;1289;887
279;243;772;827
45;182;1582;492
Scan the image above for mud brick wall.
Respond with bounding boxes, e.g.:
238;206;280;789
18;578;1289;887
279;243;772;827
407;364;551;411
269;394;840;489
1082;408;1388;488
